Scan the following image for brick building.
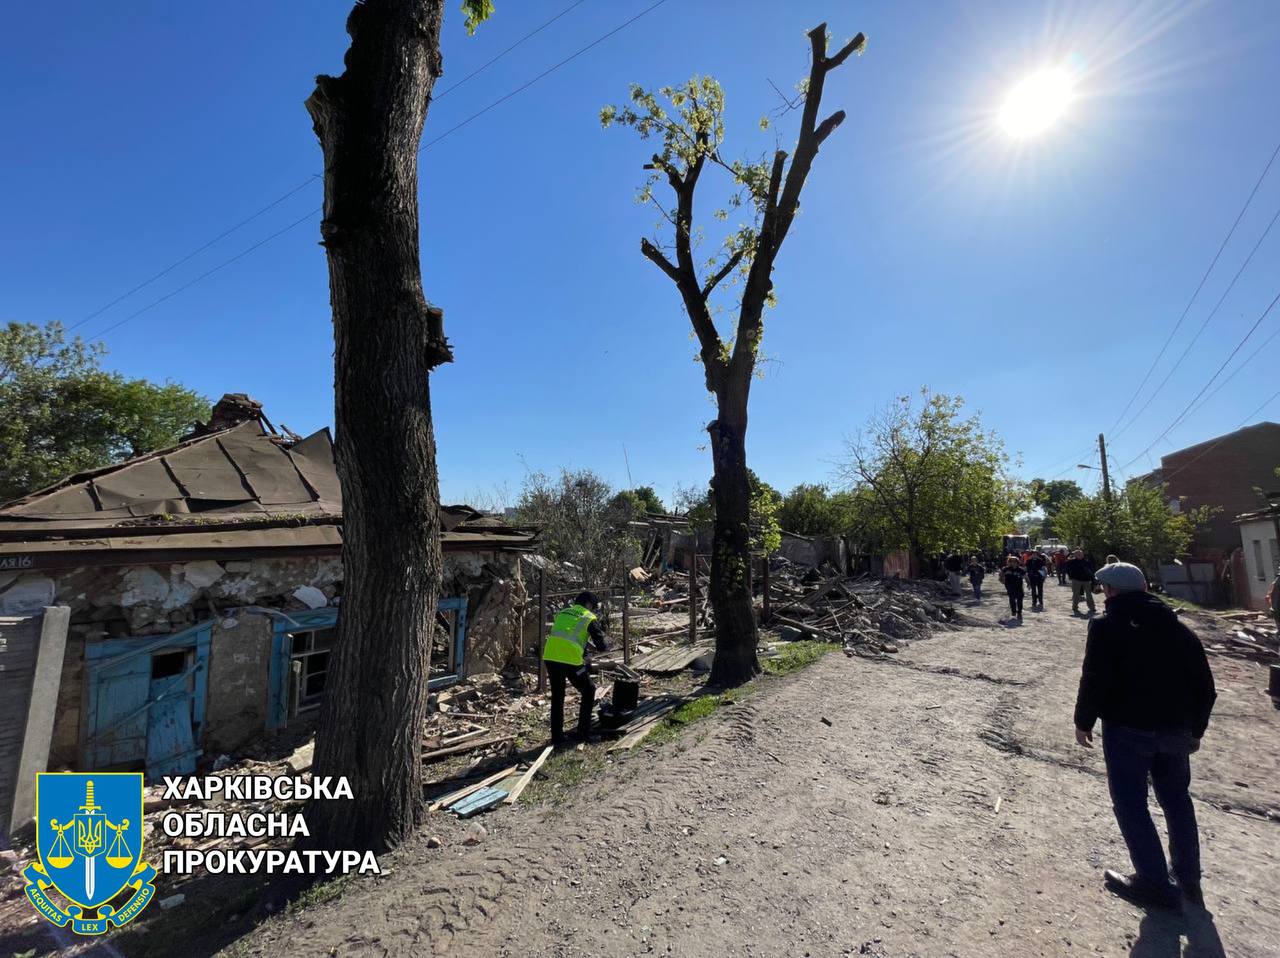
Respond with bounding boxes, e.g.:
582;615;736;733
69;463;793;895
1143;421;1280;558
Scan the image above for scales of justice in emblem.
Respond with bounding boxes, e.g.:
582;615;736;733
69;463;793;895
45;780;134;900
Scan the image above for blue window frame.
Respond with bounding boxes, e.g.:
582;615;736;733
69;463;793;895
267;598;468;730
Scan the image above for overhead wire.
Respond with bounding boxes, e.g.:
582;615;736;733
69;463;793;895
1109;198;1280;442
1117;285;1280;470
1104;136;1280;434
80;0;669;341
71;0;596;332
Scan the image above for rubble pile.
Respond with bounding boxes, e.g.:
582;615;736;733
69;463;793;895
763;565;964;654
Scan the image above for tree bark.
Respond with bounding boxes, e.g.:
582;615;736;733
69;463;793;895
707;401;761;685
303;0;451;853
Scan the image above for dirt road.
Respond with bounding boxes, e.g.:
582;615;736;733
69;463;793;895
229;581;1280;957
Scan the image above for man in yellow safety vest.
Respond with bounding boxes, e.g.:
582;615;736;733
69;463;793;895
543;591;609;744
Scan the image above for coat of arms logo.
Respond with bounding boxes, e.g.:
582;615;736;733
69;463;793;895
24;773;157;935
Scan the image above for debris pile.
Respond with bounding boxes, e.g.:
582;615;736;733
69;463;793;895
764;568;965;654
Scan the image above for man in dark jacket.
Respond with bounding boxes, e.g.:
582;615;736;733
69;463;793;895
1073;562;1216;910
1065;549;1096;616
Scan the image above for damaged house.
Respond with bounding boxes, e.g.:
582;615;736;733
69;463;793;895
0;395;533;828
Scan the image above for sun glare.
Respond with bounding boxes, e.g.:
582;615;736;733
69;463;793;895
999;68;1074;138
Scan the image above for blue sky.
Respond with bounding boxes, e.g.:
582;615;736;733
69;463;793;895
4;0;1279;507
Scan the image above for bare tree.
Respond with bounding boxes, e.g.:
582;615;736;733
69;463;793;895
304;0;490;853
604;24;865;685
516;469;639;589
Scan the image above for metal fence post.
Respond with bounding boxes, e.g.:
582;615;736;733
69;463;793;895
537;568;547;693
689;556;698;643
623;571;631;664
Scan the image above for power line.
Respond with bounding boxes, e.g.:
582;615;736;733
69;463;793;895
1104;136;1280;434
83;0;668;341
417;0;669;156
71;0;593;331
67;175;320;333
1147;388;1280;487
1110;198;1280;441
1117;285;1280;470
90;207;323;339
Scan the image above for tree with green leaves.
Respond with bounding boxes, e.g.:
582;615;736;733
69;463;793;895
0;321;208;502
304;0;492;854
1053;480;1213;575
836;391;1024;564
604;23;866;685
777;483;859;537
1027;477;1083;539
675;470;782;557
612;485;666;516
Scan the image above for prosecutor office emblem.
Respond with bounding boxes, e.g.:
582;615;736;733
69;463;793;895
24;773;157;935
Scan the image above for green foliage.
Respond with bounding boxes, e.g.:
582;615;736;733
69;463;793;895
600;76;769;316
514;468;639;586
611;485;665;517
0;321;210;502
460;0;494;35
674;469;781;554
837;390;1026;559
1052;480;1214;573
1027;477;1083;539
777;483;859;536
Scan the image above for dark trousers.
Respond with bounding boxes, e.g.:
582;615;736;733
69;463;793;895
1102;723;1202;886
546;660;595;741
1007;591;1023;616
1057;568;1067;584
1029;575;1045;605
971;581;983;601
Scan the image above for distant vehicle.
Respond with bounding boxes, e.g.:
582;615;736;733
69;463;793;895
1003;534;1030;554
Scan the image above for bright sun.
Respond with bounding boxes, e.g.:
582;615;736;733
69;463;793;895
999;68;1074;138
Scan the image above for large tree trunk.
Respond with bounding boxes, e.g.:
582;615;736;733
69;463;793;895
707;390;761;686
303;0;451;853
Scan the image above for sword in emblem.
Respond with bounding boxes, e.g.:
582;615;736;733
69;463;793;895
77;780;102;900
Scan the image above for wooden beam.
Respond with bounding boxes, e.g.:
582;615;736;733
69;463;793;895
503;745;554;805
427;764;519;812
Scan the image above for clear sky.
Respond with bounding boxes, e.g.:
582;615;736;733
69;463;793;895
4;0;1279;507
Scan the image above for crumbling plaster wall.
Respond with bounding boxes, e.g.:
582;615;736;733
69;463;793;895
15;550;523;768
442;551;527;677
20;556;342;768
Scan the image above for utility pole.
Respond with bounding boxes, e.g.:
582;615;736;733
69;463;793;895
1098;433;1113;502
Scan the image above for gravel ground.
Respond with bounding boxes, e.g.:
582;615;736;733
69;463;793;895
7;581;1277;958
218;580;1280;957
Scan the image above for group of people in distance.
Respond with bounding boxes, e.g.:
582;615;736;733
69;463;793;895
946;546;1115;625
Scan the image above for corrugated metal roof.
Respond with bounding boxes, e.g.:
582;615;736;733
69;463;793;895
0;416;536;558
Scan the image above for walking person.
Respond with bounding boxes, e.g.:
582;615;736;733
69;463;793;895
1066;548;1096;616
1053;548;1068;585
1026;551;1048;608
1000;555;1026;623
542;591;609;744
1073;562;1216;909
966;555;985;602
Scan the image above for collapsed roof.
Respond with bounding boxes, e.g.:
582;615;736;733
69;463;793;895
0;394;535;566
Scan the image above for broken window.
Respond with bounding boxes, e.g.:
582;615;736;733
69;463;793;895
287;626;335;714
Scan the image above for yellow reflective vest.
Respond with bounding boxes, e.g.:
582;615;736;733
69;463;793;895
543;604;597;666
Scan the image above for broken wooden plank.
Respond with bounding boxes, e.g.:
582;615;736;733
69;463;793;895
421;734;514;764
451;786;508;818
428;764;520;812
503;745;554;804
607;699;684;751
